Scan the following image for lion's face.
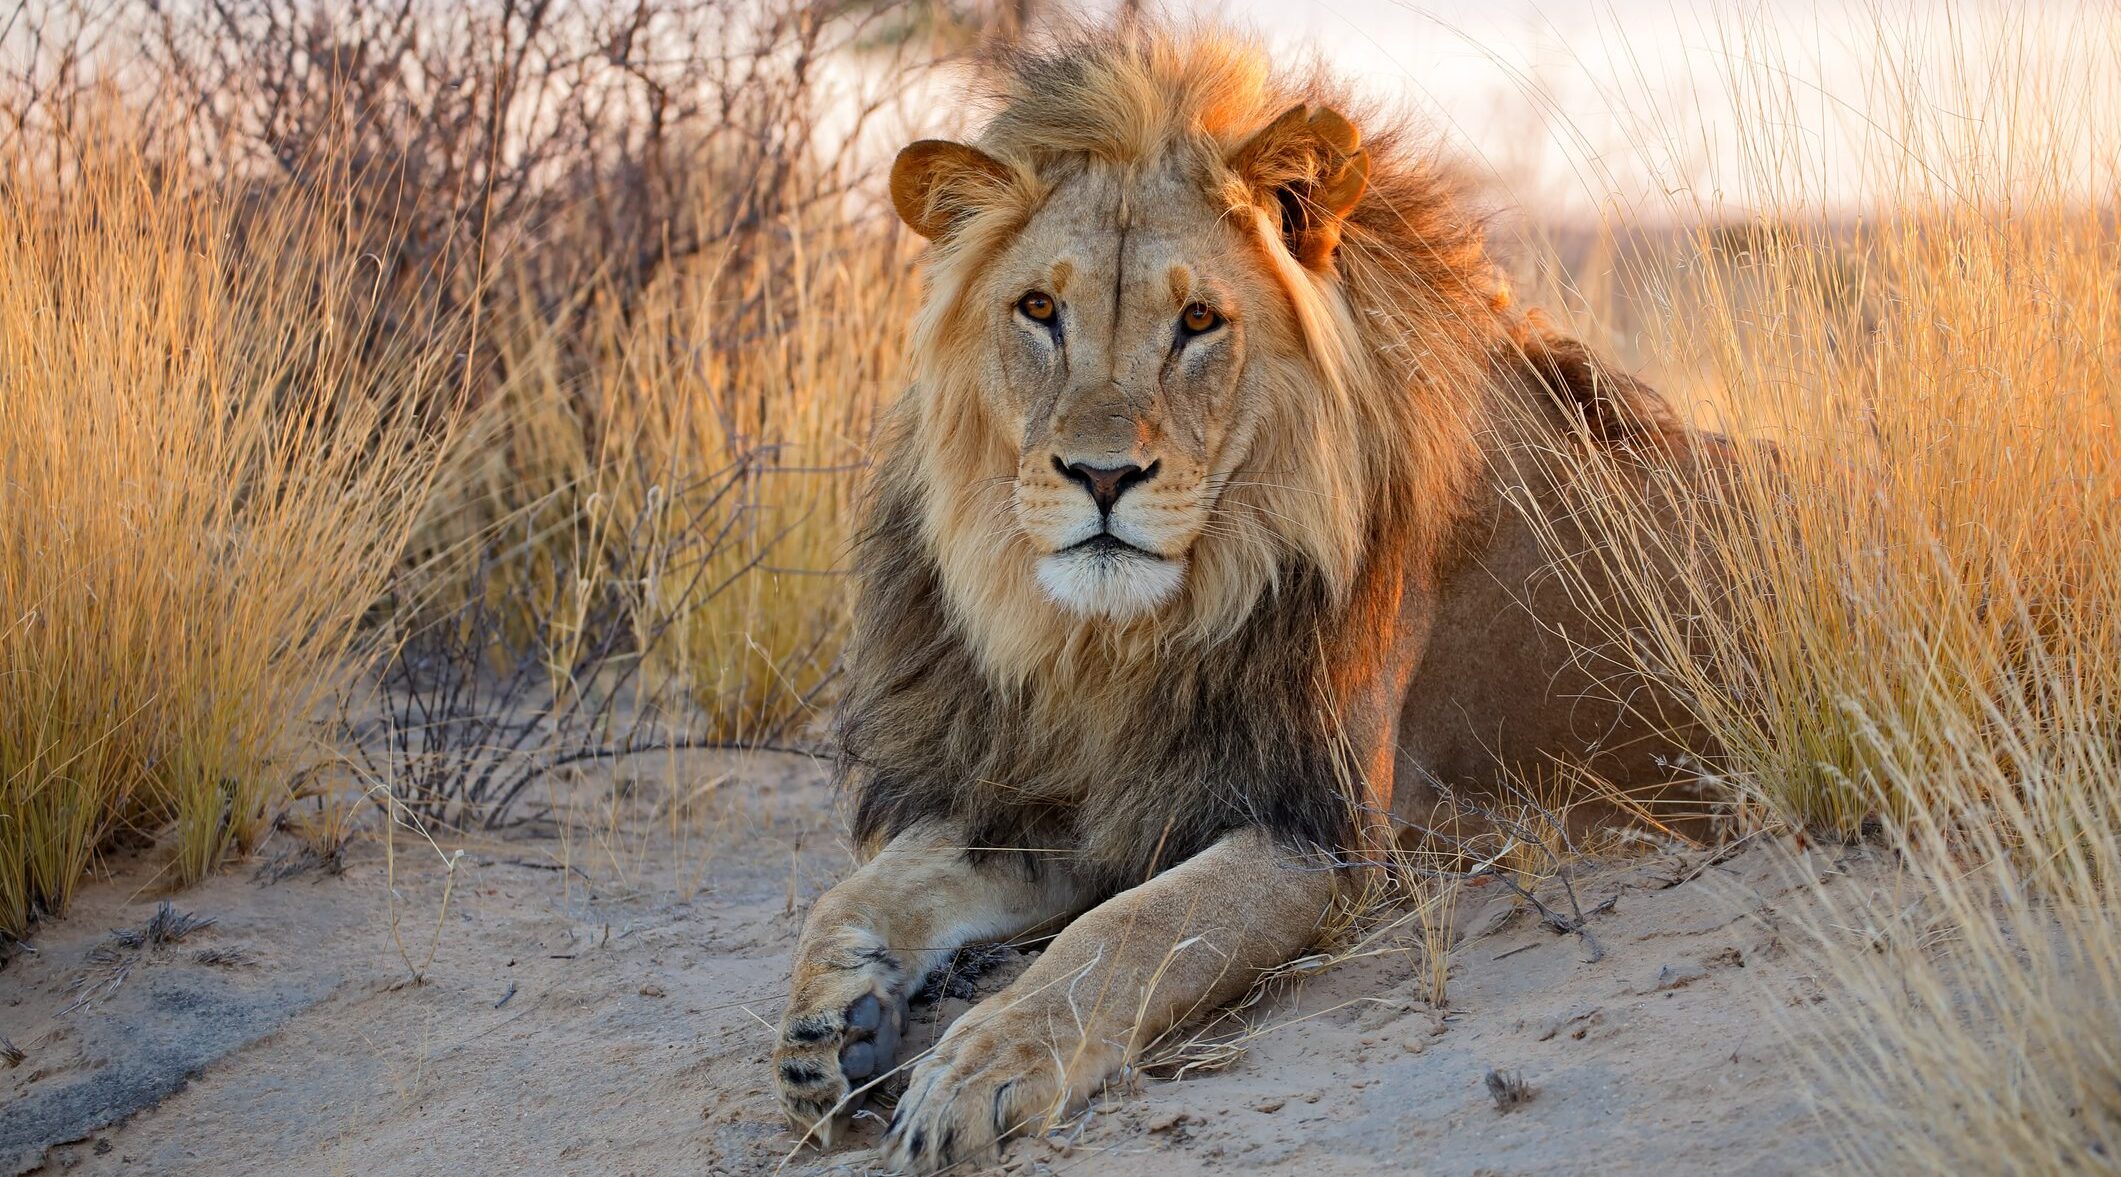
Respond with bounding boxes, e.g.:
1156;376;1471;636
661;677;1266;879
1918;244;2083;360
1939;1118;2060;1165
889;104;1383;649
965;158;1283;619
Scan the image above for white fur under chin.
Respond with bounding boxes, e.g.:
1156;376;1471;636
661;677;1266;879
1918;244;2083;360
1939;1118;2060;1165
1035;549;1186;620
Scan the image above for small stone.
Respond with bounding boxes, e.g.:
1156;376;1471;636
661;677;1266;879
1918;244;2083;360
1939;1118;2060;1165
1654;963;1709;991
1255;1098;1286;1114
638;983;666;998
1536;1006;1602;1041
1146;1110;1192;1133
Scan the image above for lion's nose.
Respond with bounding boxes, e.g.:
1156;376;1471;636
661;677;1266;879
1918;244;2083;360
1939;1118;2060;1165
1055;457;1159;518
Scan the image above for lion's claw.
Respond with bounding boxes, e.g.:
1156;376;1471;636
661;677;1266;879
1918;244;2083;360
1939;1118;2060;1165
880;1001;1081;1174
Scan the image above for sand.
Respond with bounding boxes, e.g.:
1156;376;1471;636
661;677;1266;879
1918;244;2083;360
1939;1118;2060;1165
3;752;1849;1175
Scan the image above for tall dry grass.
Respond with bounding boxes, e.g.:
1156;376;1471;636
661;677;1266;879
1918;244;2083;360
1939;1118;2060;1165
1524;8;2121;1171
0;120;450;935
1;0;936;916
429;213;913;749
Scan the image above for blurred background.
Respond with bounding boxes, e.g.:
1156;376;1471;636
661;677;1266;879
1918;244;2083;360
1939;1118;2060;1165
1236;0;2121;217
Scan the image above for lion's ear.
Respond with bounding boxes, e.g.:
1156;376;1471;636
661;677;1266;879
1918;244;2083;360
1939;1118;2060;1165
1229;105;1371;270
891;140;1014;240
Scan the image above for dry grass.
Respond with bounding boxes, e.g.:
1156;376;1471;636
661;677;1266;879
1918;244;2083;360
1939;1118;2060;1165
0;116;449;936
429;214;913;745
1;1;930;925
1523;8;2121;1172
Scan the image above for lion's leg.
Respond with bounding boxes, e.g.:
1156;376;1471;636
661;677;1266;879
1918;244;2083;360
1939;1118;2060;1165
775;822;1086;1145
880;827;1336;1173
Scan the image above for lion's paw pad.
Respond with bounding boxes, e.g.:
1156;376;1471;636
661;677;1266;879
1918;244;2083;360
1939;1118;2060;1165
778;949;926;1144
835;992;906;1082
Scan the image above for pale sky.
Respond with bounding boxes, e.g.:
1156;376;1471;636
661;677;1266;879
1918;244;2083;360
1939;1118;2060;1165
1205;1;2121;220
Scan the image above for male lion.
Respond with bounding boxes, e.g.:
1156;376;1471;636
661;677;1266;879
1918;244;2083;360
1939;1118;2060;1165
775;28;1721;1173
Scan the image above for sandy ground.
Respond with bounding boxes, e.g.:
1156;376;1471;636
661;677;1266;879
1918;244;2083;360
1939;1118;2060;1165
3;753;1850;1175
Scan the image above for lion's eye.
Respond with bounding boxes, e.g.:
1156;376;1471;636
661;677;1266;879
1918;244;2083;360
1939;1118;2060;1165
1180;302;1222;335
1018;291;1057;323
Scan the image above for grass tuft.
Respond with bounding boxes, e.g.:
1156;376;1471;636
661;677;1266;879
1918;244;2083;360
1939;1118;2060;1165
1525;8;2121;1171
0;116;448;935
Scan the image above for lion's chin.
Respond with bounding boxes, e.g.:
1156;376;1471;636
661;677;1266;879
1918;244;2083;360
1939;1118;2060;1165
1034;546;1185;620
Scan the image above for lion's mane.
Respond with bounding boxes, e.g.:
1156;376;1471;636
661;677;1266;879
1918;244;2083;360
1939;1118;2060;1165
837;27;1673;888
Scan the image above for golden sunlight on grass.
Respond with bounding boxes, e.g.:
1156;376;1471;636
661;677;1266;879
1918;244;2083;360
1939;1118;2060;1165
0;120;448;934
408;213;913;749
1524;8;2121;1168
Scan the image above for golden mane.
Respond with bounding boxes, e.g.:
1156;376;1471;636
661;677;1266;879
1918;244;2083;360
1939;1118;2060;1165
838;26;1664;884
888;27;1511;695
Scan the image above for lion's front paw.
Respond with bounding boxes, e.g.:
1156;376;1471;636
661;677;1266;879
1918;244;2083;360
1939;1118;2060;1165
880;1000;1109;1174
775;942;912;1147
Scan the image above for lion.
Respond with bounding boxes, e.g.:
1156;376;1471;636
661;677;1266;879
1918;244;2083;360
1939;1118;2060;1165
773;27;1724;1173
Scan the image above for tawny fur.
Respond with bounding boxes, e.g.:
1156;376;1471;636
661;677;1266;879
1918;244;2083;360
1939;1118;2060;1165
843;28;1691;886
777;26;1728;1173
